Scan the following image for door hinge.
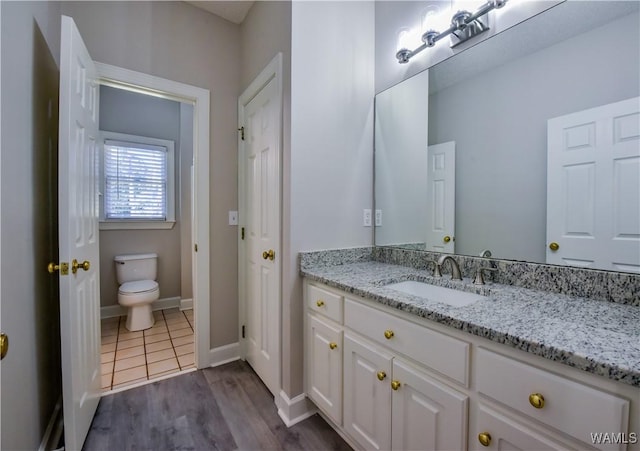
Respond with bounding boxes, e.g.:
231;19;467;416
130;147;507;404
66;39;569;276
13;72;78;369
194;244;198;252
237;126;245;141
242;325;245;339
241;227;245;240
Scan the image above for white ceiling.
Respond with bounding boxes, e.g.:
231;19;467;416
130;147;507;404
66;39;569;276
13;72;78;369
185;1;255;24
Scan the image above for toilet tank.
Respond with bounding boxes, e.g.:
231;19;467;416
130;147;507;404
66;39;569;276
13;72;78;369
114;253;158;284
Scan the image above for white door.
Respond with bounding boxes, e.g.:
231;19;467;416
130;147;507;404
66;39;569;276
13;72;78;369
391;358;468;451
547;97;640;272
58;15;101;450
426;142;456;252
343;333;393;450
239;58;282;396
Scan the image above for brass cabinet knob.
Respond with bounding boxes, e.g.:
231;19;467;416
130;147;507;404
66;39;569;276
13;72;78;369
443;235;451;243
384;330;394;340
377;371;387;381
0;333;8;360
478;432;492;447
262;249;275;261
391;380;401;391
316;300;325;307
71;259;90;274
329;342;338;350
529;393;545;409
549;242;559;251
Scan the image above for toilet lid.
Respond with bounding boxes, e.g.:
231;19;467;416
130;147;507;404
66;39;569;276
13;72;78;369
119;280;158;294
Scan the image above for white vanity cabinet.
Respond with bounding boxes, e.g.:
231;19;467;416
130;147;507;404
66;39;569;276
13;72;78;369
305;283;344;425
303;279;638;451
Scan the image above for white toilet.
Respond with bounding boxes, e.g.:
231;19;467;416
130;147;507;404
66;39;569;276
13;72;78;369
115;253;160;331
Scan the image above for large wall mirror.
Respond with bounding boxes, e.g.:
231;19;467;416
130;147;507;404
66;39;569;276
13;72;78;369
374;1;640;273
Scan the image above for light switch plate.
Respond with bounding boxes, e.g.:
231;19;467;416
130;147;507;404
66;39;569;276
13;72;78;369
228;211;238;226
375;209;382;227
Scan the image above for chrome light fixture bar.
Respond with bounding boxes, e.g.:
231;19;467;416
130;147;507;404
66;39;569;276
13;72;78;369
396;0;508;64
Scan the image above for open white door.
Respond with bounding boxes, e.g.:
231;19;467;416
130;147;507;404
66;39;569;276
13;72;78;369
58;15;101;449
425;142;456;253
238;55;282;396
547;97;640;272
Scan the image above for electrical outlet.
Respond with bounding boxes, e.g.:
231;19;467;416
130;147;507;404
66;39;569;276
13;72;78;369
375;209;382;227
228;211;238;226
363;209;372;227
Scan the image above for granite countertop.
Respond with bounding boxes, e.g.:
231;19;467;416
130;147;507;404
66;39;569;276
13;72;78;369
301;261;640;387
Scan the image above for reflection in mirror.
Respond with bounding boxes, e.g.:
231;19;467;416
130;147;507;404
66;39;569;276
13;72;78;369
374;1;640;273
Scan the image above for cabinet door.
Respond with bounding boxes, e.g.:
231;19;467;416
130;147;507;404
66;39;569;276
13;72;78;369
471;404;576;451
344;332;393;450
307;313;343;424
391;359;468;451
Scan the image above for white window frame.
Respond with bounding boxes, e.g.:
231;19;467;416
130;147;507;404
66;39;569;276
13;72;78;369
99;131;176;230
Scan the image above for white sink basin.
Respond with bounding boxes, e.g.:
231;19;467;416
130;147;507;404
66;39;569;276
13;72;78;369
385;281;486;307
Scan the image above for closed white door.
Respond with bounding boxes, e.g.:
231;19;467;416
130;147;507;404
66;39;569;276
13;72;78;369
426;142;456;253
239;64;281;396
391;358;468;451
58;15;101;450
343;333;393;450
547;97;640;272
306;314;343;424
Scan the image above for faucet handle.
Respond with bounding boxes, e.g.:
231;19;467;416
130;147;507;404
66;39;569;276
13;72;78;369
474;267;497;285
426;260;442;277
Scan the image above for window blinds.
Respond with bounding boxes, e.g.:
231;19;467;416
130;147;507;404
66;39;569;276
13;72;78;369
104;140;168;220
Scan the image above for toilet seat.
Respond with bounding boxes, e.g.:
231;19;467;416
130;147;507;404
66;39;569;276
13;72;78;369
119;280;158;295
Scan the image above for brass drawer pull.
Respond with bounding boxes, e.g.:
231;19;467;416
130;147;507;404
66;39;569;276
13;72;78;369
391;380;401;390
384;330;394;340
377;371;386;381
316;300;325;307
329;342;338;350
529;393;545;409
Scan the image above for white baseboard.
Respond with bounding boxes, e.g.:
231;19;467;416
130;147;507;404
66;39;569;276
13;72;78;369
180;298;193;310
100;296;181;319
207;342;240;368
276;390;316;427
38;397;63;451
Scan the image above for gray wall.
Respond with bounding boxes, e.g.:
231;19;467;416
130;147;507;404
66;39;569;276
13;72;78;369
428;12;640;262
61;0;242;349
98;85;193;307
1;1;63;448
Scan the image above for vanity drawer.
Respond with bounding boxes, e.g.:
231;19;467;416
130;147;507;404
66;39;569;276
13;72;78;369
307;283;343;323
476;347;629;449
344;298;469;386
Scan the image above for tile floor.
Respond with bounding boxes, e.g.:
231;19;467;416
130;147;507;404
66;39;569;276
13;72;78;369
100;307;195;391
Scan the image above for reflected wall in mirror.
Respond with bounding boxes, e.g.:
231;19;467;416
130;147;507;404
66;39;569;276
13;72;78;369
374;1;640;273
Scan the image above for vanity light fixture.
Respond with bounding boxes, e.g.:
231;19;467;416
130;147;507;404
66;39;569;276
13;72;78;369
396;0;508;64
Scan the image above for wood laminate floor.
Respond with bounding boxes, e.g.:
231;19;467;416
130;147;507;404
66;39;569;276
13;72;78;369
83;360;351;451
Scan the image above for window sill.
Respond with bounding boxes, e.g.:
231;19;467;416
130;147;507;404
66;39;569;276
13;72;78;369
99;221;176;231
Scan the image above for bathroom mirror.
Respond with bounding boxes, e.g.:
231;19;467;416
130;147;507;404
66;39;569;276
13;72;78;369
374;1;640;272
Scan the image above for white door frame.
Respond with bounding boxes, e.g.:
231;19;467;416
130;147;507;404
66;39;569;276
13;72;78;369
95;63;211;368
238;53;283;377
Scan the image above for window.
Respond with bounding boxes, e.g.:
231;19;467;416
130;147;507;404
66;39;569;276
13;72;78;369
100;131;175;229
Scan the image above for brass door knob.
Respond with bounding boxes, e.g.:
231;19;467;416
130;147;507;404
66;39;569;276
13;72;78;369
47;262;69;275
0;333;8;360
384;330;394;340
549;242;559;251
529;393;545;409
262;249;275;261
316;300;325;307
329;342;338;350
443;235;451;243
478;432;492;447
391;380;401;391
71;259;90;274
377;371;387;381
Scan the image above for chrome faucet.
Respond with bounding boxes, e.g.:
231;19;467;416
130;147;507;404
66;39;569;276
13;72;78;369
436;255;462;280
